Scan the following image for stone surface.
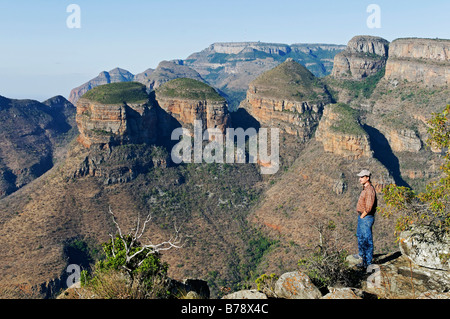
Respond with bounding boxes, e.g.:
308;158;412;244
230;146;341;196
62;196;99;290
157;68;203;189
154;79;231;137
399;225;450;271
274;271;322;299
222;289;268;299
155;97;230;136
321;287;363;299
384;38;450;86
315;104;373;159
76;98;158;149
241;59;330;138
362;253;450;299
331;35;389;80
378;126;422;153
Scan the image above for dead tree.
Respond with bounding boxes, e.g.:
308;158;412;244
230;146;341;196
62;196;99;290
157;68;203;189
108;207;183;272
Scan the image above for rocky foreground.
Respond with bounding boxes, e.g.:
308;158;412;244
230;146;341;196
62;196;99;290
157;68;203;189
59;226;450;299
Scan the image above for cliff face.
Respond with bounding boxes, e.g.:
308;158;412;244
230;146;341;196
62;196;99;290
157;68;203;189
154;78;231;137
315;104;373;160
241;59;331;139
75;82;159;149
384;38;450;86
76;98;157;149
331;35;389;80
76;80;231;148
155;97;230;136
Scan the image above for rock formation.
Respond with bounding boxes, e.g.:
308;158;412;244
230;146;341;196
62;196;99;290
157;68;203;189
69;68;135;104
399;226;450;271
315;104;373;159
378;125;422;153
184;41;345;110
137;60;206;92
75;82;157;149
331;35;389;80
240;59;331;139
69;62;205;105
384;38;450;86
154;78;231;136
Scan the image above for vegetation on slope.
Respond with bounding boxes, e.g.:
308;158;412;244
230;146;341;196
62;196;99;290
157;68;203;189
250;59;330;103
329;103;366;136
156;78;225;102
82;82;149;104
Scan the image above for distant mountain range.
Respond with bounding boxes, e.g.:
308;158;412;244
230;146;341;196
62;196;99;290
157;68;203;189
69;41;346;110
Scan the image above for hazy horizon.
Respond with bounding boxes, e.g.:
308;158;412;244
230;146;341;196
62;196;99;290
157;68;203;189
0;0;449;101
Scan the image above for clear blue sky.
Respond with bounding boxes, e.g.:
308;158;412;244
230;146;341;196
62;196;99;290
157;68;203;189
0;0;449;101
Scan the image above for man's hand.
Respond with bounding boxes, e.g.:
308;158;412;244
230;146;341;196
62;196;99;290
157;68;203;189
361;211;368;219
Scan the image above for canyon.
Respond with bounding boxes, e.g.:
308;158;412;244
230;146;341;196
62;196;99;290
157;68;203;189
0;35;449;299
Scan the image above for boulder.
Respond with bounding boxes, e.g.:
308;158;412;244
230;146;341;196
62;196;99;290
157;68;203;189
362;253;450;298
222;289;268;299
399;225;450;271
274;271;322;299
321;287;362;299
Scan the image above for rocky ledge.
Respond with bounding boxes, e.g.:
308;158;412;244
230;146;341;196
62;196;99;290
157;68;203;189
76;80;231;148
241;59;331;139
315;104;373;160
331;35;389;80
58;226;450;299
384;38;450;87
154;78;231;137
76;82;157;149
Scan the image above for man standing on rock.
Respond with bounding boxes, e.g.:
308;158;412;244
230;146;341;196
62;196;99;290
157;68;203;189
355;169;377;269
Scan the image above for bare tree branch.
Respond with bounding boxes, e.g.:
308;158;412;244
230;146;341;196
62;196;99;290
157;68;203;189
107;207;183;271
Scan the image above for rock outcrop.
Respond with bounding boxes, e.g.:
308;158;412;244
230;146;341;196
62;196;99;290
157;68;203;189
384;38;450;86
76;82;157;149
69;62;205;105
137;60;206;92
273;271;322;299
399;226;450;271
331;35;389;80
76;79;231;149
69;68;135;104
154;78;231;136
315;104;373;159
378;125;422;153
240;59;331;139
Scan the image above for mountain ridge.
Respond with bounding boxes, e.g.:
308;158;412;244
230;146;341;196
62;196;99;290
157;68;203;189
1;35;449;299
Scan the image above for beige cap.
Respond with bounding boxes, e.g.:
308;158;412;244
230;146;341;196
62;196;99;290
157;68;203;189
357;169;371;177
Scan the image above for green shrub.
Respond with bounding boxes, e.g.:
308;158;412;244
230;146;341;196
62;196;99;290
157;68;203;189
255;273;279;297
81;234;170;298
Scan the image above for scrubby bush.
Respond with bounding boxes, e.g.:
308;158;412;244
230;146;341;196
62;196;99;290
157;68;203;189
80;234;170;299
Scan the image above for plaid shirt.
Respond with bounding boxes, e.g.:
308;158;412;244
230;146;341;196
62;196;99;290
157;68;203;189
356;183;377;215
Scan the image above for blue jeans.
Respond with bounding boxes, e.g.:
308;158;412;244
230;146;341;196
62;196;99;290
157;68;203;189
356;214;374;266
